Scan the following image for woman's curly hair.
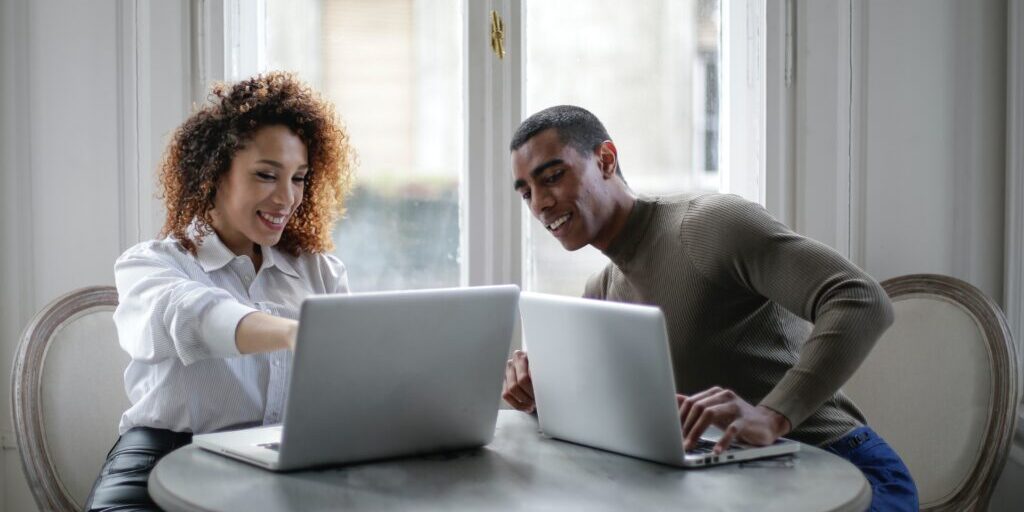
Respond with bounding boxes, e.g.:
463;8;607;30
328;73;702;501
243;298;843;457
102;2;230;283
158;71;354;256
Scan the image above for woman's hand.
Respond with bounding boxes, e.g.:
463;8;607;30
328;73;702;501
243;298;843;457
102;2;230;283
676;387;792;454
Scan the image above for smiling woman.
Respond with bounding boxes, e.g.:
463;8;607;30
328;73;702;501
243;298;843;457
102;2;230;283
159;72;354;259
208;125;312;265
82;72;356;512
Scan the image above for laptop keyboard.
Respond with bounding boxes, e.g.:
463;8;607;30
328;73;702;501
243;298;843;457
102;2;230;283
257;442;281;452
685;438;745;456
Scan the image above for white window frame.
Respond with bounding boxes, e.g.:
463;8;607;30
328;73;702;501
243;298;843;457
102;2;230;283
463;0;523;287
721;0;767;207
196;0;523;288
192;0;266;101
765;0;796;227
191;0;770;291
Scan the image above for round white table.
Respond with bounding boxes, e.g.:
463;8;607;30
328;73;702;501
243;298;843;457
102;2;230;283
149;410;871;511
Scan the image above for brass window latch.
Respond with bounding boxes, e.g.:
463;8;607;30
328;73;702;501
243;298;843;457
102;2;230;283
490;10;505;60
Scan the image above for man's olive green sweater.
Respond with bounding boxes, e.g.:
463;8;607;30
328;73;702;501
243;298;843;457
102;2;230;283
584;193;893;446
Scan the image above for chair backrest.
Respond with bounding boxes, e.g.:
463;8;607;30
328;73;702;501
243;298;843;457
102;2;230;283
11;286;131;512
843;274;1020;511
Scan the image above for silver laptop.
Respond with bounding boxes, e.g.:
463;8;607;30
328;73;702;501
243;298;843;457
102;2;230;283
193;285;520;471
519;292;800;468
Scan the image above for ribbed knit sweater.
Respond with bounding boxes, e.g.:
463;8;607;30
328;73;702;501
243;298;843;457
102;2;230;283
583;193;894;446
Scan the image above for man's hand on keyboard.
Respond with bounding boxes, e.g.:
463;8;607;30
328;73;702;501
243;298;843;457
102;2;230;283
676;388;792;454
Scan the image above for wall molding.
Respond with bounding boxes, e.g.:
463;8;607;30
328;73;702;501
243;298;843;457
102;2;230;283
792;0;859;259
118;1;193;247
2;0;35;508
847;0;867;268
1005;0;1024;362
12;0;35;315
6;0;35;317
117;0;141;251
1004;0;1024;449
0;0;36;326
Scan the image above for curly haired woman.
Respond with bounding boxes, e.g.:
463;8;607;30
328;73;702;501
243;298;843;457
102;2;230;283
84;72;355;512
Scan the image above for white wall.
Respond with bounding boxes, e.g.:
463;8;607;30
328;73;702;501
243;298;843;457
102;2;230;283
857;3;1017;504
0;1;189;510
794;0;1006;300
791;0;1020;509
1;0;120;509
861;0;1007;298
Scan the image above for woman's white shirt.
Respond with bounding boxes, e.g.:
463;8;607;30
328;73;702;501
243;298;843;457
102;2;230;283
113;231;348;434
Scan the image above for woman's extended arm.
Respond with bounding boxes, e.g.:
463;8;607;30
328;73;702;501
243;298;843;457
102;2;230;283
235;312;297;354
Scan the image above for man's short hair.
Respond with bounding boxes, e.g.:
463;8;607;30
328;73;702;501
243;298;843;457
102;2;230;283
509;105;623;177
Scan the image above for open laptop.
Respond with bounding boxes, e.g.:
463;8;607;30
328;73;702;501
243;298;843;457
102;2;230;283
193;285;520;471
519;292;800;468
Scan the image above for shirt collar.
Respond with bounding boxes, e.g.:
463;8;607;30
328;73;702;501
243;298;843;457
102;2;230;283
193;227;236;273
189;222;301;278
260;244;301;278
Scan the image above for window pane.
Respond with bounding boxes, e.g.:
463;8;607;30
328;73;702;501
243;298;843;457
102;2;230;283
524;0;721;296
265;0;463;291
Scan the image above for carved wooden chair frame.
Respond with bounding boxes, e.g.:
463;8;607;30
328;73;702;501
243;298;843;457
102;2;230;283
11;286;119;512
880;274;1019;511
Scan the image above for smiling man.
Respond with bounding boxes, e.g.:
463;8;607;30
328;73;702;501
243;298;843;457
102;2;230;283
503;105;918;511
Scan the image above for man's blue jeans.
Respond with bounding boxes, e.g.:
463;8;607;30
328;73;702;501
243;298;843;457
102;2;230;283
825;426;919;512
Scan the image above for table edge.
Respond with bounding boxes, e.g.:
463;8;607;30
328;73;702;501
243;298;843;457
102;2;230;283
832;476;873;512
150;457;217;512
148;411;874;512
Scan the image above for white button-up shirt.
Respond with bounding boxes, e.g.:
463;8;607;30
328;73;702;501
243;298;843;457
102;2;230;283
113;230;349;434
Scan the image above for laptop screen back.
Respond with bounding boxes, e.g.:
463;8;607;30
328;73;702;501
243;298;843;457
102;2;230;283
520;292;687;466
277;285;519;469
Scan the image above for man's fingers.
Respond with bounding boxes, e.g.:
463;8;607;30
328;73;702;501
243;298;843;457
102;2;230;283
502;390;530;411
678;387;723;428
682;390;732;436
512;350;534;399
714;422;741;454
504;361;529;402
502;392;531;412
685;386;724;404
502;384;532;411
502;359;534;411
684;404;726;450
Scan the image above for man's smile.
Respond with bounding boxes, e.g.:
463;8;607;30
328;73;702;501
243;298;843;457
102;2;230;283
545;212;572;234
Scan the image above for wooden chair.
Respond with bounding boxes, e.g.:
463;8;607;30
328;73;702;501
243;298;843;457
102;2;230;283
11;286;130;512
843;274;1020;511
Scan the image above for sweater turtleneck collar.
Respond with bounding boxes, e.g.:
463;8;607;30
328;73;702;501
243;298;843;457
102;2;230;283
601;196;656;268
